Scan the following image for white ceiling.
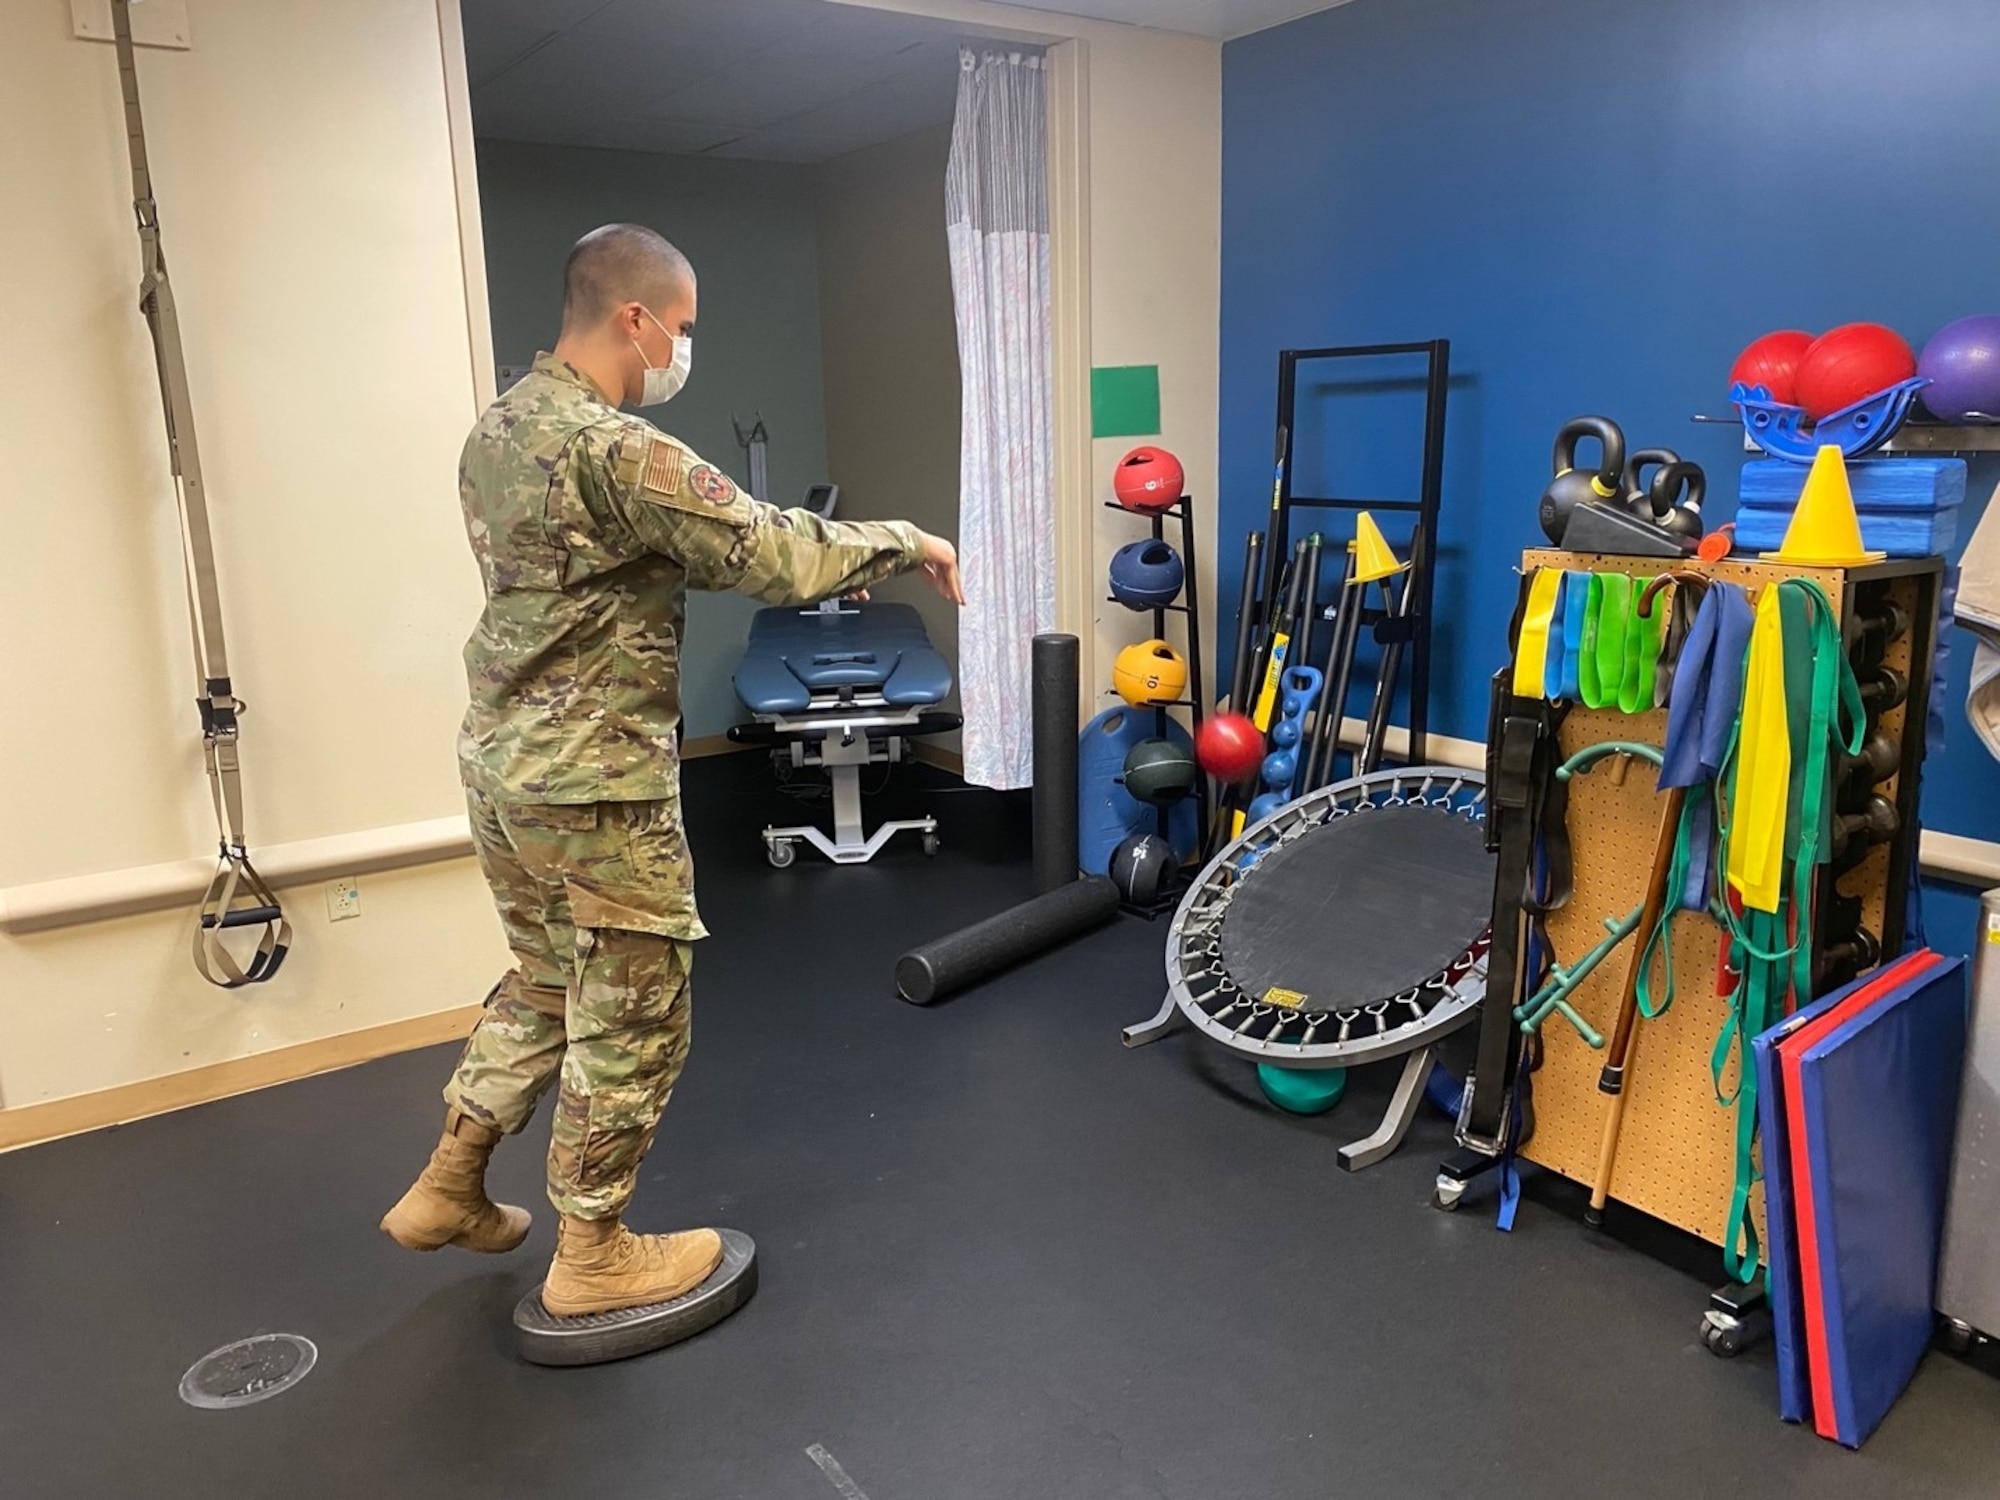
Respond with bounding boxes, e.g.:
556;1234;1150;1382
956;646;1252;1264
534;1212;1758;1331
463;1;1348;164
1003;0;1355;39
464;0;971;164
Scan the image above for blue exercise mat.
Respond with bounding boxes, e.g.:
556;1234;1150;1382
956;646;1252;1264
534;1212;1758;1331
1751;950;1939;1426
1761;950;1968;1447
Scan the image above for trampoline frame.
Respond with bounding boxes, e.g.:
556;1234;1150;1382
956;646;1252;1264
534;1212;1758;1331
1124;766;1492;1169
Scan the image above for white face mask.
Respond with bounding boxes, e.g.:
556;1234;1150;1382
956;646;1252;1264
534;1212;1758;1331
632;309;691;406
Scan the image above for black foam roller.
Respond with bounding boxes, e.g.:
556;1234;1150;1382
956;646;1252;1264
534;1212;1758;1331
896;877;1119;1004
1031;632;1080;894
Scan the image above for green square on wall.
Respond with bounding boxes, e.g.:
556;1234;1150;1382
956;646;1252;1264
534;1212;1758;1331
1090;365;1161;439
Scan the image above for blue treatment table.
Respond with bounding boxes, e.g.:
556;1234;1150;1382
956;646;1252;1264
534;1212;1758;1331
728;600;960;866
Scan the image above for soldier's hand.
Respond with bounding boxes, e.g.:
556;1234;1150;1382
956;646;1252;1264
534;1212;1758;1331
918;532;966;606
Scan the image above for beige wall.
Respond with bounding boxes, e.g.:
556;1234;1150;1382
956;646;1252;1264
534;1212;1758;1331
833;0;1223;715
813;125;964;744
0;1;504;1109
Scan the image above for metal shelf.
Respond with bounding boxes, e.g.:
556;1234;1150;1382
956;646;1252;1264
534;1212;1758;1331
1690;413;2000;455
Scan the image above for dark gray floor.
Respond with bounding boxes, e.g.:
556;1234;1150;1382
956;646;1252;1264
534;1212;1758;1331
3;756;1997;1498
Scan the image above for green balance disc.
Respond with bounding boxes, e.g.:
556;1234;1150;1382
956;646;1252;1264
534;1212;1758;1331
1255;1063;1347;1115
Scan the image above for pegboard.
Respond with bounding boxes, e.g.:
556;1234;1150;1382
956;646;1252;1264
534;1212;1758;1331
1511;549;1937;1249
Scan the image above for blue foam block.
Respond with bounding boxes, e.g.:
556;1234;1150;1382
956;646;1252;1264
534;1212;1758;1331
1740;457;1967;512
1730;505;1960;557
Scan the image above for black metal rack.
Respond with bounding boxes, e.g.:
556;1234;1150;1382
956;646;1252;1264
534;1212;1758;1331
1251;340;1450;767
1105;495;1208;916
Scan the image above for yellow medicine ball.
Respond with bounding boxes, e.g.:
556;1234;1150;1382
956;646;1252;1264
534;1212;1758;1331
1112;639;1188;707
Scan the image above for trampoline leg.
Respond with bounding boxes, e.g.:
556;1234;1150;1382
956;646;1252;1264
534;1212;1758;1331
1122;993;1185;1048
1337;1046;1434;1172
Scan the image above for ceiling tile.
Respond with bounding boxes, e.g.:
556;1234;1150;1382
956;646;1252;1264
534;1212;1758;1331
462;19;558;90
572;117;745;156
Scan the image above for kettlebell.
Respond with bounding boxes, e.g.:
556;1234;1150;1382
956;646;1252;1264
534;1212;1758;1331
1538;416;1626;544
1638;460;1706;542
1620;448;1682;516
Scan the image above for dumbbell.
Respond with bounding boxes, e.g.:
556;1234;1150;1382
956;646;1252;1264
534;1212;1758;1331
1837;730;1900;799
1857;666;1908;720
1813;927;1881;997
1830;794;1899;859
1844;602;1911;673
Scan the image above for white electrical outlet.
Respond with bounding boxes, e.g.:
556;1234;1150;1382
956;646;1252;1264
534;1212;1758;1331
326;877;362;922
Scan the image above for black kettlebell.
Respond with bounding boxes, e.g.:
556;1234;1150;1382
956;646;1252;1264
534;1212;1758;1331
1620;448;1682;516
1636;460;1706;542
1538;416;1626;544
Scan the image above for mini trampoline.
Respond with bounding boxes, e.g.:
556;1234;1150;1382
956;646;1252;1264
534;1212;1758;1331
1124;767;1494;1169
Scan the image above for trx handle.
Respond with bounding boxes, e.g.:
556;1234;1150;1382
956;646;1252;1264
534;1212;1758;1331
113;0;289;987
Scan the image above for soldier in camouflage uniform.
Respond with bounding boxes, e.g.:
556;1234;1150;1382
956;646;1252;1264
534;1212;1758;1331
382;224;964;1317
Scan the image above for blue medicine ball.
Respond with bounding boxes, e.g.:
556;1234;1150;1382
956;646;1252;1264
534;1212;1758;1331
1108;539;1185;609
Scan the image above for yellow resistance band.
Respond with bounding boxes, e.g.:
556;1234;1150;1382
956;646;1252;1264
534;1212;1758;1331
1513;566;1561;699
1727;586;1791;913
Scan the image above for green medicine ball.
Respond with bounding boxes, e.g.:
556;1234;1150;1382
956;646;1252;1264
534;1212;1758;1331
1122;736;1197;806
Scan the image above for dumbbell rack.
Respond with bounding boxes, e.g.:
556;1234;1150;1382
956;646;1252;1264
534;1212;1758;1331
1105;495;1208;917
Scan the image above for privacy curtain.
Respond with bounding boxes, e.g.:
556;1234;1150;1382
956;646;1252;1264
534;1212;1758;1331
947;46;1055;790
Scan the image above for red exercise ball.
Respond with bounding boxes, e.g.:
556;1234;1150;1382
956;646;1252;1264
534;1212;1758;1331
1794;323;1916;420
1113;446;1185;513
1728;329;1814;405
1195;712;1264;783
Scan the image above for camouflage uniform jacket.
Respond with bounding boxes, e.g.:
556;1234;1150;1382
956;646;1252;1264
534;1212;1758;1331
457;352;924;807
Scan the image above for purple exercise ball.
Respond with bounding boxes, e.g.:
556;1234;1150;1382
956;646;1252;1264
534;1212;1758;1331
1918;315;2000;424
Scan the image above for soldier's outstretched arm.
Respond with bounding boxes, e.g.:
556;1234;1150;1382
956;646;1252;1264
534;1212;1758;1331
605;429;925;605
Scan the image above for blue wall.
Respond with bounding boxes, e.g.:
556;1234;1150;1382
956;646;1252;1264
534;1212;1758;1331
1220;0;2000;948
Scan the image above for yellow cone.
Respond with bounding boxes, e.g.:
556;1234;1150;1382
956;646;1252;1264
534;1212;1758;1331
1761;445;1884;567
1350;511;1410;584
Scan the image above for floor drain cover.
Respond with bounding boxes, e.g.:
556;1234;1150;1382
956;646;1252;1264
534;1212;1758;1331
178;1333;317;1409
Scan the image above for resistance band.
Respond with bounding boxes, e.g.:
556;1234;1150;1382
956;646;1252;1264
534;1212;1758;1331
113;1;290;986
1617;576;1661;714
1584;573;1631;709
1710;579;1862;1282
1513;567;1561;699
1559;570;1589;701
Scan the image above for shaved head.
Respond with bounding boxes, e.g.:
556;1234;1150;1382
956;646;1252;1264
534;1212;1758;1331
561;224;694;331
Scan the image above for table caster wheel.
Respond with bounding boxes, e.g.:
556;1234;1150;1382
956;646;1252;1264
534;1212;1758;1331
921;831;940;857
1942;1318;1976;1355
766;840;795;869
1432;1175;1466;1212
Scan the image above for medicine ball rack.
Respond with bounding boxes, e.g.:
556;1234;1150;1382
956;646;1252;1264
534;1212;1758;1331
1106;493;1209;914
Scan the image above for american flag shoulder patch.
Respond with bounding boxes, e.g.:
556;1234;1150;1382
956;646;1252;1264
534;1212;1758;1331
641;438;687;496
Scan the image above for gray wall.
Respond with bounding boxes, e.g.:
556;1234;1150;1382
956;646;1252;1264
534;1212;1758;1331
474;139;831;739
814;126;962;746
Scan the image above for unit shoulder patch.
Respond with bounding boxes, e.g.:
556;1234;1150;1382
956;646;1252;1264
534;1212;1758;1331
688;463;738;506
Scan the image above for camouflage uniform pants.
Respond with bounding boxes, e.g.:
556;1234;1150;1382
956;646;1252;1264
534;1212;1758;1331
444;786;702;1220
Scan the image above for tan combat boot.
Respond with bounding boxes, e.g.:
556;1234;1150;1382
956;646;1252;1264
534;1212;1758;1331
380;1108;532;1254
539;1215;723;1317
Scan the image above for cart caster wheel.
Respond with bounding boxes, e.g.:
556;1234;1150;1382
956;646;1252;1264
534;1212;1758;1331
1432;1176;1466;1213
766;841;795;869
1943;1318;1976;1355
1701;1318;1739;1358
921;832;940;857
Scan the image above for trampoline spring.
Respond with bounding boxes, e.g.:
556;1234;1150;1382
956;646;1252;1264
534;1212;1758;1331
1335;1011;1359;1043
1365;1000;1392;1033
1397;990;1427;1022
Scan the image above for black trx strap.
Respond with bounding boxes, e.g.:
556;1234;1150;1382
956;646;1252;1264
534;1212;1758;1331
113;0;289;987
1463;667;1570;1151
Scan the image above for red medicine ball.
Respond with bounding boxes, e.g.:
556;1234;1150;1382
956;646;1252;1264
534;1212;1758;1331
1113;446;1185;513
1728;330;1814;406
1794;323;1917;420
